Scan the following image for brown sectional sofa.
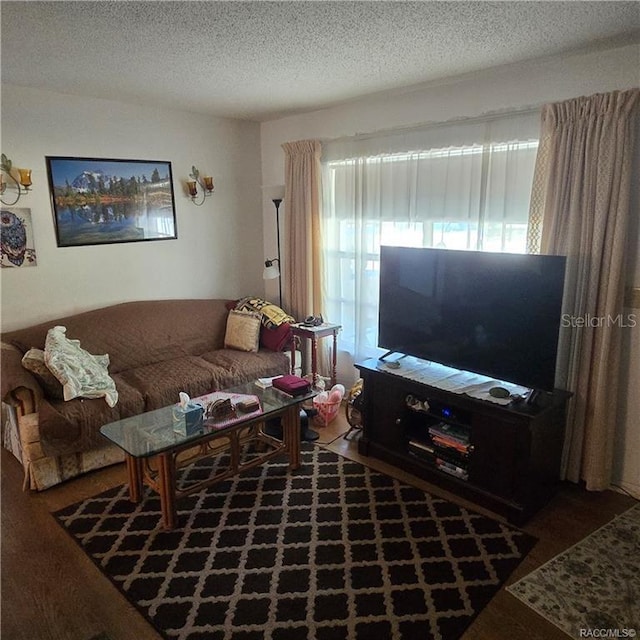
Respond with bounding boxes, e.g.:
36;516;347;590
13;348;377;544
1;299;291;490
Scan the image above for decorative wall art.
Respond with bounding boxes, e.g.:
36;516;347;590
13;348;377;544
1;207;37;268
46;157;177;247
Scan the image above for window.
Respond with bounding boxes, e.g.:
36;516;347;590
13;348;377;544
321;115;539;362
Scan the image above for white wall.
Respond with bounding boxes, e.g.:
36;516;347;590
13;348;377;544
1;85;264;332
261;42;640;186
260;41;640;494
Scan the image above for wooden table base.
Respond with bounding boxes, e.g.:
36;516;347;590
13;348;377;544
125;404;302;530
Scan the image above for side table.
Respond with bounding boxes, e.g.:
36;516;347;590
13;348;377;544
290;322;341;388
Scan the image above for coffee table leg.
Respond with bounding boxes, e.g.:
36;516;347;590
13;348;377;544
283;406;301;470
158;452;177;530
126;455;143;503
229;430;240;473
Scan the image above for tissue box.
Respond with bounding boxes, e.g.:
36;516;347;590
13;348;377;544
172;403;204;436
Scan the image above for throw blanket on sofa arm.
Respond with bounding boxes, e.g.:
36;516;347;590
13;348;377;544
1;342;109;456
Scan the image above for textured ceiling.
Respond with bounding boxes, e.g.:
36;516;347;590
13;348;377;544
2;1;639;121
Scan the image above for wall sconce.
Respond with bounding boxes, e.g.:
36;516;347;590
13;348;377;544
187;165;214;206
1;154;33;206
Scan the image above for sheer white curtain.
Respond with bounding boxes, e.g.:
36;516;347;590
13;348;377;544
321;112;540;362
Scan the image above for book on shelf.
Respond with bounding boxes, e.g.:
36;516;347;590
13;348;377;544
431;435;471;456
410;439;468;469
428;421;470;445
408;439;435;455
408;445;437;468
408;439;436;460
435;457;469;480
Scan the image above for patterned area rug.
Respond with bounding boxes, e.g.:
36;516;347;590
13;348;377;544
55;444;535;640
507;503;640;638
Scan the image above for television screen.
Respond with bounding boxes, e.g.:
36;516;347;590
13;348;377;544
378;246;566;392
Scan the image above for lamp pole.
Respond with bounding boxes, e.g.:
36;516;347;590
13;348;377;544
273;198;283;307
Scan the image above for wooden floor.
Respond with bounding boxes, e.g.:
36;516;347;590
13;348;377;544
2;410;637;640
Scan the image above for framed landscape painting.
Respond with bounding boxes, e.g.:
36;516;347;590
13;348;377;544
46;157;177;247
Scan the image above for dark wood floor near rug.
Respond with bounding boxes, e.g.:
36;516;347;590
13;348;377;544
2;409;637;640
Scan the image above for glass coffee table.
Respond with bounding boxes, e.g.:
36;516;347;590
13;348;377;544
100;380;314;530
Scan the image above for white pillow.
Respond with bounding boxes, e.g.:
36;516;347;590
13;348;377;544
44;326;118;407
224;310;261;352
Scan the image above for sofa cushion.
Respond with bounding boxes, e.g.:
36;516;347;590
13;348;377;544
201;349;289;386
37;374;145;458
117;356;224;411
224;310;261;352
44;326;118;407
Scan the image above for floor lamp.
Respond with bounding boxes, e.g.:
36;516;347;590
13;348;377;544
263;198;283;308
263;197;319;442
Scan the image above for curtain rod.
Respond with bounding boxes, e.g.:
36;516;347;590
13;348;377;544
323;105;541;145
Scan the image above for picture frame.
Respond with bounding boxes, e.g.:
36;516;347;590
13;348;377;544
46;156;177;247
1;207;38;268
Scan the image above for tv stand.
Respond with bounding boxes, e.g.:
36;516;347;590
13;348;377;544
525;388;543;406
355;359;571;524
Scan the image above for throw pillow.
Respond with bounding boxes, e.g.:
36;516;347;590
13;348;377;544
21;348;65;400
224;310;262;352
44;326;118;407
235;296;295;329
260;322;292;352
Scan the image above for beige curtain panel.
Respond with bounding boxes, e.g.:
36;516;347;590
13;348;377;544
531;88;639;490
281;139;323;323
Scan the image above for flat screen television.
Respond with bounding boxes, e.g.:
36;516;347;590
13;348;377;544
378;246;566;392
